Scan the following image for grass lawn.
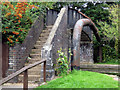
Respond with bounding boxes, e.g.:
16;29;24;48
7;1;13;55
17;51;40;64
35;70;119;89
96;59;120;65
96;63;119;65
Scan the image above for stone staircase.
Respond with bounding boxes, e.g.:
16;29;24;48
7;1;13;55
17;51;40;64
18;26;53;83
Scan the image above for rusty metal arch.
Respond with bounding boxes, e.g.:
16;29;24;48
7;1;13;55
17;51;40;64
72;19;101;70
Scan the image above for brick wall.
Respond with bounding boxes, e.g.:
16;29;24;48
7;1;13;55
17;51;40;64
6;15;44;82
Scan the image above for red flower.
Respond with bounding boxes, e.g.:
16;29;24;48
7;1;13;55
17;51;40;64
16;17;19;19
6;13;11;16
3;31;6;33
5;27;9;29
14;14;17;16
18;20;21;23
10;40;13;43
7;38;10;41
9;36;13;38
12;31;19;35
7;38;13;43
18;14;22;18
16;39;18;42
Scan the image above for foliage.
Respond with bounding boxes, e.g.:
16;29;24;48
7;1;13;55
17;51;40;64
97;4;119;61
81;2;110;25
52;2;110;26
28;2;54;15
2;2;55;46
2;2;39;46
36;70;118;88
52;2;85;11
52;2;68;11
97;58;119;65
55;48;72;76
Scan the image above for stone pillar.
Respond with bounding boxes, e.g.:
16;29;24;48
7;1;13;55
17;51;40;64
40;44;55;83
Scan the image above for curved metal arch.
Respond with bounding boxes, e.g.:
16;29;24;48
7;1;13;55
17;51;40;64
72;19;101;70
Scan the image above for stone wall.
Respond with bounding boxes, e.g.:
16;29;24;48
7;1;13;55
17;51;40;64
80;64;119;75
41;7;68;82
46;9;59;26
80;26;93;64
80;42;93;64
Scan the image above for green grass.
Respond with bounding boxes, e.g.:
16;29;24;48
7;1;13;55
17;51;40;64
96;62;119;65
96;59;120;65
35;70;119;89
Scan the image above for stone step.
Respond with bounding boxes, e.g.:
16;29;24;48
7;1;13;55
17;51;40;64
42;29;51;33
40;32;50;37
40;33;49;38
25;63;41;68
34;45;43;49
46;26;53;29
18;25;53;83
31;49;41;53
27;70;41;75
27;57;41;61
29;58;41;61
26;65;42;75
29;53;41;58
36;41;46;45
39;36;48;40
27;59;41;64
31;51;41;54
19;75;41;82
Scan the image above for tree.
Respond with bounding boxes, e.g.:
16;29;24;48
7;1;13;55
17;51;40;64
97;4;119;57
81;2;110;25
118;3;120;58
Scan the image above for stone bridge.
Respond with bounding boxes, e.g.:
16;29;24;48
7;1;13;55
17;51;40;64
2;7;115;83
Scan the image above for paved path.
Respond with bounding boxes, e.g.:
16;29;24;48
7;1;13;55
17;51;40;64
1;83;39;90
105;74;120;81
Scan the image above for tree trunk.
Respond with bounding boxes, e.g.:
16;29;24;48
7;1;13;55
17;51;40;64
99;45;102;62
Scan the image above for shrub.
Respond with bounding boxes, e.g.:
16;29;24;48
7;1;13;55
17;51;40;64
55;48;72;76
2;2;39;46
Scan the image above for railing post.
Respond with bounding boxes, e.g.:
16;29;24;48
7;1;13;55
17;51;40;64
43;61;46;82
23;70;28;90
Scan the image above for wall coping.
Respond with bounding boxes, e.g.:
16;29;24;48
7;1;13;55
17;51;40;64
44;8;66;46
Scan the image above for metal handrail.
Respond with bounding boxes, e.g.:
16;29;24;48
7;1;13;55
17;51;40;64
0;59;46;90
